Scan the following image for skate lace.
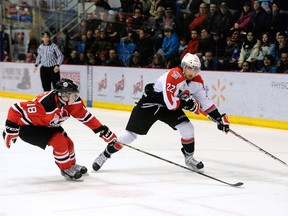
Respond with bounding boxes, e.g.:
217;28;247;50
94;153;108;166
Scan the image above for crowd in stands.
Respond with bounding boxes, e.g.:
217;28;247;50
1;0;288;73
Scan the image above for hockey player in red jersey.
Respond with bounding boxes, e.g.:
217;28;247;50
2;78;116;180
93;53;229;171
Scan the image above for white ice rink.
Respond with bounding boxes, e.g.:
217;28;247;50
0;97;287;216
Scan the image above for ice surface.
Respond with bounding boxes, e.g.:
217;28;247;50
0;97;287;216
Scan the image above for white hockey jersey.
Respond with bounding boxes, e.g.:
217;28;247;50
153;67;217;113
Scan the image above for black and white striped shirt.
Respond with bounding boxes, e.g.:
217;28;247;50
35;42;64;67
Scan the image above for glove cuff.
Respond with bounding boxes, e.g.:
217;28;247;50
207;109;221;121
93;125;106;134
5;120;19;134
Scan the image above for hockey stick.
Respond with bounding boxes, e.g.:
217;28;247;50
200;110;288;167
121;142;243;187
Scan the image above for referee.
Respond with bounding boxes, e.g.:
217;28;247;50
34;32;64;91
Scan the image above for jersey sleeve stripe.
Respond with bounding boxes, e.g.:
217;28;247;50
13;103;33;125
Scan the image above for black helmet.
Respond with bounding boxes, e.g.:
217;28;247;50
55;78;79;96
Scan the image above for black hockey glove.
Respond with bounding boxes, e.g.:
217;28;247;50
97;125;117;144
2;120;19;148
180;98;201;114
215;114;230;133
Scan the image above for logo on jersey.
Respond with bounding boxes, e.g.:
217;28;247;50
171;71;181;79
133;75;143;94
49;110;69;127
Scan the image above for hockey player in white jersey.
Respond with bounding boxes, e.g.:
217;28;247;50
93;53;230;171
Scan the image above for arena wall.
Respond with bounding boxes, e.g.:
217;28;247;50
0;62;287;130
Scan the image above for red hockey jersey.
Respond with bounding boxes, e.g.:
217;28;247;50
6;91;102;131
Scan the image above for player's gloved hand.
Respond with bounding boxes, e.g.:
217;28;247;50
216;114;230;133
99;125;117;144
2;120;20;148
180;98;201;115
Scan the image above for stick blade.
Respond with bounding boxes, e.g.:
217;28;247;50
232;182;244;187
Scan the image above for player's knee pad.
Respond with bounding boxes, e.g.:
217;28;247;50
117;130;137;144
48;132;69;153
175;121;194;139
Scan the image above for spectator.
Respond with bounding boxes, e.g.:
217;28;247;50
250;0;269;40
96;11;109;33
180;29;199;59
131;7;145;32
124;0;143;14
240;60;252;72
127;50;144;67
175;10;193;42
256;32;275;70
195;28;214;58
202;2;218;33
53;31;66;54
79;53;87;65
75;34;86;55
162;7;176;30
104;48;125;66
106;10;121;44
97;30;114;53
230;1;252;34
135;28;154;65
188;0;204;18
84;30;95;54
115;10;128;39
63;49;80;65
27;29;39;57
277;50;288;73
149;0;165;17
141;0;152;18
178;37;188;57
210;30;226;58
146;53;165;68
85;13;97;32
238;31;260;69
158;25;180;60
267;2;287;42
274;31;288;63
219;36;239;71
259;54;277;72
148;6;165;51
201;51;222;71
188;2;208;32
0;24;12;61
212;1;234;38
99;50;108;65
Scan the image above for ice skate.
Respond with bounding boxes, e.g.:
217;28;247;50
181;148;204;171
72;164;88;175
61;167;82;180
92;152;110;171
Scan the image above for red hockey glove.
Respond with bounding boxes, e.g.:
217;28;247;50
216;114;230;133
99;125;117;144
180;98;201;115
2;120;20;148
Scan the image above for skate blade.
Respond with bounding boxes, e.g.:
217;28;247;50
62;175;84;182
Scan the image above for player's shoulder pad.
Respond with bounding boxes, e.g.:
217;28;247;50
37;91;58;112
167;67;185;81
192;74;204;85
